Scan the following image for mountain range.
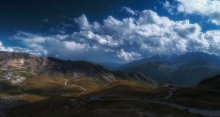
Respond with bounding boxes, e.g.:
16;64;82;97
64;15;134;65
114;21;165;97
118;52;220;86
1;51;220;87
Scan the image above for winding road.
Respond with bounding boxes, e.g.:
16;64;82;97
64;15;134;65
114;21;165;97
63;78;87;91
64;79;68;85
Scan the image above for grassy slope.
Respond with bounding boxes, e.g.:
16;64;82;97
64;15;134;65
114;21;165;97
0;73;105;103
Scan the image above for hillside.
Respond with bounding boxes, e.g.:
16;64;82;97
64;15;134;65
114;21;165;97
198;75;220;89
168;74;220;110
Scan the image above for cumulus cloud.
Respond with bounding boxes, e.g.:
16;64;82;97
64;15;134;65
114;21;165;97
12;8;220;63
173;0;220;25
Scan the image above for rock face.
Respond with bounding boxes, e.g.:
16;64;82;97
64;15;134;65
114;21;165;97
0;51;115;82
0;51;42;72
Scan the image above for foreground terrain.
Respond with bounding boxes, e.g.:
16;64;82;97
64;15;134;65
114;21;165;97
8;82;203;117
8;80;220;117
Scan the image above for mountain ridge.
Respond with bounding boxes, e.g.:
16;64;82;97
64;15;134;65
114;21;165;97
0;51;158;87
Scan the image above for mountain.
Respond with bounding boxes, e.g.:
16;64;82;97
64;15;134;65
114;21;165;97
118;52;220;86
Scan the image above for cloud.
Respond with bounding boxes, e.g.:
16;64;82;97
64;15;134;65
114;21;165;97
0;41;14;52
173;0;220;25
74;14;91;30
12;8;220;63
163;1;175;14
117;49;141;61
122;7;139;16
0;40;40;55
203;30;220;53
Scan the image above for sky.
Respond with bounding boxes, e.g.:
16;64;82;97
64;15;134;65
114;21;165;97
0;0;220;63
